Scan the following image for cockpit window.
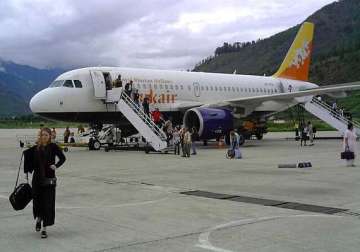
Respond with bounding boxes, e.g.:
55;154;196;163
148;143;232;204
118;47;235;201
74;80;83;88
63;80;74;88
49;80;64;88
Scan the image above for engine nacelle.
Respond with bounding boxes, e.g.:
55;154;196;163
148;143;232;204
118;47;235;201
183;108;233;139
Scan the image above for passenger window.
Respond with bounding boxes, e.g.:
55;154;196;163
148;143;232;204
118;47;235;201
256;88;259;93
180;85;183;90
215;86;218;91
210;86;213;91
232;87;235;92
74;80;82;88
175;85;178;90
236;87;239;92
160;84;163;89
165;84;168;89
188;85;191;91
142;84;146;89
252;88;255;92
206;86;208;91
240;88;243;92
154;84;158;89
63;80;74;88
170;85;173;90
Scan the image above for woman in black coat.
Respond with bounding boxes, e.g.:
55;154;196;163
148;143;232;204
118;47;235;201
32;127;66;238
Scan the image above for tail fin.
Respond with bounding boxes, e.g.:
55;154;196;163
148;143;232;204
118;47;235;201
273;22;314;81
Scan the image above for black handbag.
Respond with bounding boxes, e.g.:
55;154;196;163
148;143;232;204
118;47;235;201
341;147;355;160
9;154;33;211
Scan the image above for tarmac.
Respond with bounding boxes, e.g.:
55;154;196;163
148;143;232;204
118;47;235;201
1;129;360;252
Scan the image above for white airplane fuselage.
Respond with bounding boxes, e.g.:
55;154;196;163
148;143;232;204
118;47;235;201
30;66;317;125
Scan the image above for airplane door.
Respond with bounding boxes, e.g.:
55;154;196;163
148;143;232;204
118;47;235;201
90;70;106;99
193;82;201;97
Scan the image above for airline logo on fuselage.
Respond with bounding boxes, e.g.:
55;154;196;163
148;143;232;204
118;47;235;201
139;89;177;104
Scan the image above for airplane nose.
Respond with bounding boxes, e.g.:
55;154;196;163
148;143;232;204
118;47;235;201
29;92;40;113
29;89;52;113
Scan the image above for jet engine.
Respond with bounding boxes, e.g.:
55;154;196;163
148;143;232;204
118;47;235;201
183;108;233;139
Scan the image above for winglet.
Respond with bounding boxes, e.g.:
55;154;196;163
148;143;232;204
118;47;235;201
273;22;314;81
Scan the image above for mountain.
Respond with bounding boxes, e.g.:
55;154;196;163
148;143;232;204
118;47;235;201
194;0;360;85
0;60;64;116
193;0;360;117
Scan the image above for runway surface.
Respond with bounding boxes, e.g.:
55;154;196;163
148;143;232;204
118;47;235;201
1;129;359;252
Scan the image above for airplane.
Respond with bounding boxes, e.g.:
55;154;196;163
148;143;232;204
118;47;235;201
30;22;360;147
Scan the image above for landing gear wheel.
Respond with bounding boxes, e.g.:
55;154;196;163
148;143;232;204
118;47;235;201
63;147;69;152
88;138;94;150
93;140;101;150
145;145;151;154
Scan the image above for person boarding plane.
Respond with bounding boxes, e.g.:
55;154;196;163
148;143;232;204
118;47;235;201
30;22;360;150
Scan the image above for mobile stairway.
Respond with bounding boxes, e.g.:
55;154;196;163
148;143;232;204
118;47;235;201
303;97;360;136
106;89;169;152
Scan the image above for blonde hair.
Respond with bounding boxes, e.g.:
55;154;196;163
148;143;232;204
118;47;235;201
37;127;52;147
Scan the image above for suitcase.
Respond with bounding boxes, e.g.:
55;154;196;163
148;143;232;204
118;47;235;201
9;153;32;211
234;148;242;159
341;150;354;160
9;183;32;210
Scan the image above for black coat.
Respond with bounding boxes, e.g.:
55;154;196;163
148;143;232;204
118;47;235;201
24;143;66;227
24;143;66;178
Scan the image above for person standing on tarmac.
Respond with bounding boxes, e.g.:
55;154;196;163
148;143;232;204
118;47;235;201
173;126;181;155
63;126;70;143
191;127;198;155
183;128;192;158
28;127;66;238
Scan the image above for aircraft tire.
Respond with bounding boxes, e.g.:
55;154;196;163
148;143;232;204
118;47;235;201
93;140;101;150
256;133;263;140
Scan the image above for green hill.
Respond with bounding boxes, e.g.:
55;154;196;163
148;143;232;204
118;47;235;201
193;0;360;117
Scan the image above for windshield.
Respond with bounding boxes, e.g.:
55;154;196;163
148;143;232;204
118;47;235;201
49;80;64;88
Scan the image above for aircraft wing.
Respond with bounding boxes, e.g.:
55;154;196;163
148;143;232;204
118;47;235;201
203;81;360;108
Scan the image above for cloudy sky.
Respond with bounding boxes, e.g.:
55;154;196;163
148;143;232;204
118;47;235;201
0;0;335;70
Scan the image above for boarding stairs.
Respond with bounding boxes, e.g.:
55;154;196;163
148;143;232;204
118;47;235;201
303;97;360;136
106;89;169;151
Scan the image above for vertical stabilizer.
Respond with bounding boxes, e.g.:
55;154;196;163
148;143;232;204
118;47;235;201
273;22;314;81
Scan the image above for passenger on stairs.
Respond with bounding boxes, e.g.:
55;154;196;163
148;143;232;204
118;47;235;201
124;80;133;97
142;97;150;118
133;89;140;108
152;108;163;128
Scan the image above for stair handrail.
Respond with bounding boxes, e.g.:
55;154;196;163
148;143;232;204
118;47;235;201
310;98;360;129
119;91;167;140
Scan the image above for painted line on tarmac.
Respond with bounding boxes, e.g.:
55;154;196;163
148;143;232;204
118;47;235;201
196;214;342;252
56;197;169;210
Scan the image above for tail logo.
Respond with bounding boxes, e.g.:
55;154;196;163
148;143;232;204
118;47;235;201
291;40;311;69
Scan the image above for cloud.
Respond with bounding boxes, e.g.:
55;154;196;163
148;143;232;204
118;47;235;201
0;0;335;70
